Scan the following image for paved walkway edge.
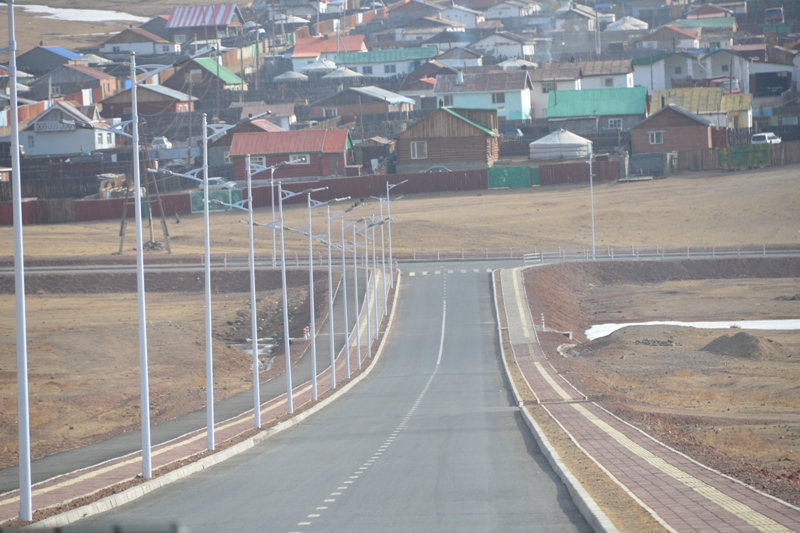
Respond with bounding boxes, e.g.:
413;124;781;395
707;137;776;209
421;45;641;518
491;269;617;533
34;272;404;530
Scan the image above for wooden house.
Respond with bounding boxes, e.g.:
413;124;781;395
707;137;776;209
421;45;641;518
163;57;247;96
30;64;121;102
310;86;414;119
396;107;499;173
166;4;246;44
100;27;181;59
100;84;195;118
16;46;89;78
630;104;715;155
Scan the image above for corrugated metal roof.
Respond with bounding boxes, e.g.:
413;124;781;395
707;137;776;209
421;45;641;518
166;4;241;29
529;66;581;81
547;87;648;118
334;46;437;64
291;35;367;58
42;46;85;60
229;130;351;156
434;70;532;94
140;84;195;102
632;104;715;129
441;107;497;136
674;17;736;29
193;57;244;85
350;86;415;104
64;64;116;80
651;88;752;113
573;60;632;76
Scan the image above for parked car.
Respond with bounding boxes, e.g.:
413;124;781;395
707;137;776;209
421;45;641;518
151;136;173;150
501;128;524;138
424;167;452;173
751;132;781;145
199;177;238;190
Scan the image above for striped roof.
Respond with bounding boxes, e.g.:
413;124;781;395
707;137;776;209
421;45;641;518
167;4;242;29
291;35;367;58
230;130;352;156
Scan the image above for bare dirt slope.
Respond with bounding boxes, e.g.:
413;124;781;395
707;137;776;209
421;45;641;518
523;258;800;508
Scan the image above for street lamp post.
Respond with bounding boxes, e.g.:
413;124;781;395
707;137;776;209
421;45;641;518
588;142;596;261
362;218;372;358
378;200;388;316
269;162;288;268
386;180;407;289
352;221;363;370
371;218;379;341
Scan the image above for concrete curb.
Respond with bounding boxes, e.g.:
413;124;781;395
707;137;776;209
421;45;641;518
491;268;617;533
34;271;403;529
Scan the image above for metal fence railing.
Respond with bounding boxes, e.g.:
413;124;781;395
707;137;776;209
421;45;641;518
522;244;800;264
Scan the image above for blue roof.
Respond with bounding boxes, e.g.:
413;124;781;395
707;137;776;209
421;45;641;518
42;46;85;60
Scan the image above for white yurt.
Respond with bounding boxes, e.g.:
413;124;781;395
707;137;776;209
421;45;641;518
529;129;592;161
605;16;648;31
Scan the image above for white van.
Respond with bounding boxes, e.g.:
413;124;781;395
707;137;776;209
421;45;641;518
751;132;781;145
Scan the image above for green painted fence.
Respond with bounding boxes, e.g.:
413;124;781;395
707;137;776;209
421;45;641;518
718;145;770;170
190;189;243;213
530;167;540;186
488;166;531;188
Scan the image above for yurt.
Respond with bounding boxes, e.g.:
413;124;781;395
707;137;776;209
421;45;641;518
273;70;309;83
529;129;591;161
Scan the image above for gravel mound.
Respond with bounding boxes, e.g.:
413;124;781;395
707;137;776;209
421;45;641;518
701;331;791;360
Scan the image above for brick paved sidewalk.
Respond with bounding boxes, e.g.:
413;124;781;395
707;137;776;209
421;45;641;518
499;266;800;533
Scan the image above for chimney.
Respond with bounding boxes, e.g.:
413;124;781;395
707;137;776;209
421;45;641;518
457;70;464;84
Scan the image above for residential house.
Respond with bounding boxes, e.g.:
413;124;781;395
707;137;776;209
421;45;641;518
163;57;247;96
399;77;438;108
16;46;89;78
436;47;484;68
138;15;171;41
685;4;734;19
100;84;195;118
290;35;368;72
571;60;633;89
396;107;498;172
484;1;540;20
100;28;181;59
700;49;751;94
21;100;116;157
673;17;736;49
434;70;532;121
546;86;648;134
396;17;465;43
650;88;752;128
405;60;457;84
529;65;582;120
441;5;485;29
310;86;414;119
468;33;534;61
385;0;445;24
630;104;715;155
166;4;246;45
207;118;288;172
423;30;475;51
228;129;355;179
30;64;121;102
333;47;438;78
264;103;297;130
632;52;699;94
747;60;793;101
635;25;701;52
554;3;597;32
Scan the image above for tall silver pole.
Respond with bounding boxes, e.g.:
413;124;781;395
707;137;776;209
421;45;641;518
246;155;260;428
379;201;387;316
326;206;336;389
279;183;294;413
270;167;276;268
341;219;350;379
386;182;394;289
9;0;32;519
353;223;362;370
131;52;153;479
307;194;318;401
589;142;596;261
363;219;371;358
202;113;215;450
371;221;379;342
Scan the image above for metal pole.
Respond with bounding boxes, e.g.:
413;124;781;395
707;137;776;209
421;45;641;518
353;223;361;370
341;219;350;379
371;220;379;341
246;155;260;428
9;0;32;518
589;142;596;261
386;182;394;288
307;195;318;401
279;183;294;413
202;113;215;450
379;202;387;316
363;219;372;358
270;167;276;268
327;206;336;390
131;52;153;478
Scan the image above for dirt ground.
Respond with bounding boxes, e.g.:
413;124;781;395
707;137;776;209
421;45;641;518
1;167;799;526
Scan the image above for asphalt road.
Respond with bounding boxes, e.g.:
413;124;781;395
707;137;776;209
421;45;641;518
76;262;590;532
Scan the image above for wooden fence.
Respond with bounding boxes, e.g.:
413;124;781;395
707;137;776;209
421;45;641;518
674;140;800;172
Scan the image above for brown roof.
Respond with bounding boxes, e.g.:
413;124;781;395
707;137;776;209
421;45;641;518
528;66;582;81
292;35;367;58
572;60;632;77
229;130;350;156
64;64;117;80
434;70;532;94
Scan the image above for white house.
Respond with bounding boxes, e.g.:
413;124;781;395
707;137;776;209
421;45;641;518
701;49;751;94
436;47;483;68
636;25;700;52
529;65;581;119
484;0;539;20
573;60;633;89
632;52;700;94
468;33;534;60
22;101;116;157
100;28;180;59
441;5;485;29
333;47;439;78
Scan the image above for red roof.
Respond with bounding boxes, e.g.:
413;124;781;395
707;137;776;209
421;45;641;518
291;36;367;58
167;4;241;29
64;64;117;80
230;130;351;156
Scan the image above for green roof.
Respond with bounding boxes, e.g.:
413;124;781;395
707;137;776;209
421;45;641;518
547;87;648;119
631;52;694;66
333;46;438;64
193;57;244;85
440;107;497;136
674;17;736;29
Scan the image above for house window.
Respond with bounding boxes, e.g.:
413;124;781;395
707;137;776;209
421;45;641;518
721;64;729;72
649;131;664;145
224;151;231;164
250;155;266;168
440;95;453;107
28;136;34;148
97;133;103;144
410;141;427;159
384;64;397;74
542;81;555;93
603;78;614;87
175;34;186;43
162;45;171;52
362;66;373;75
608;118;622;129
675;67;682;75
323;108;338;118
106;133;112;144
112;46;121;53
290;154;310;165
491;92;505;104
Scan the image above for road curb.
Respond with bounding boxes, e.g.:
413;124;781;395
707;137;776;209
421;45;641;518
491;268;617;533
34;271;403;529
